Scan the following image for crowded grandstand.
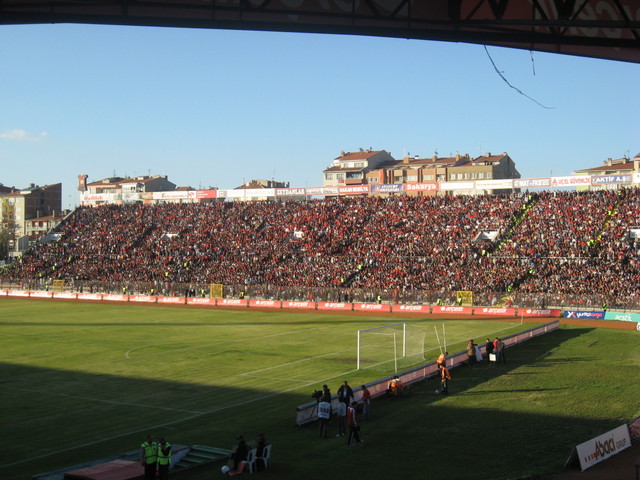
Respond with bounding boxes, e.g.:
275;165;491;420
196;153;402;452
1;188;639;310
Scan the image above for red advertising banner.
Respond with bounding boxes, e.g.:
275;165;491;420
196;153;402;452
282;301;315;309
77;293;103;301
0;290;7;296
52;292;77;300
432;305;473;315
157;296;186;304
217;299;248;307
249;299;281;308
519;308;562;317
391;304;430;313
474;307;517;316
195;189;218;199
7;290;30;297
103;294;128;302
354;303;391;312
186;297;216;306
130;295;157;303
317;302;352;311
30;291;53;298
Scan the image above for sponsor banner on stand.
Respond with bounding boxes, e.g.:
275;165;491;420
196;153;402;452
474;307;517;316
195;189;218;199
604;311;640;322
30;291;53;298
354;303;391;312
338;185;370;195
275;188;307;197
217;298;248;307
591;174;632;185
519;308;562;317
7;290;30;297
52;292;77;299
282;301;315;309
391;304;430;313
370;184;404;194
77;293;103;301
157;296;186;304
0;290;7;296
575;424;631;471
404;182;438;192
317;302;352;311
564;310;605;319
186;297;216;306
103;294;128;302
513;178;551;189
249;299;282;308
129;295;157;303
550;175;591;187
432;305;473;315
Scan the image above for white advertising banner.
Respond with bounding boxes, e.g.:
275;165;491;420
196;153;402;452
440;181;475;191
575;424;631;471
550;176;592;187
475;179;513;190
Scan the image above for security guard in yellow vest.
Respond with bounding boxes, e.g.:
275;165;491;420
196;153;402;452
140;434;158;480
157;437;172;480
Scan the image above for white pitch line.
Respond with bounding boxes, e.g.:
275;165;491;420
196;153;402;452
240;346;354;376
124;325;337;360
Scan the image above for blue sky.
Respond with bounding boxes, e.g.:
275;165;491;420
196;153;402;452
1;23;638;209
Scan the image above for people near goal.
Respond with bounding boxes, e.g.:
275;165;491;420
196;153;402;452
387;375;403;397
337;380;354;406
436;351;448;371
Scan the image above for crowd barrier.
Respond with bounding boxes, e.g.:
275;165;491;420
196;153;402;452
295;320;561;425
0;289;564;318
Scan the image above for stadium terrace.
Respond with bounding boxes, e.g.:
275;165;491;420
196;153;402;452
1;188;639;311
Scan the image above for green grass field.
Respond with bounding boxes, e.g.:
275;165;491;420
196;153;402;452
1;298;638;480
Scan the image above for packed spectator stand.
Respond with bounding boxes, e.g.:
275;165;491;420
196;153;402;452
2;188;639;310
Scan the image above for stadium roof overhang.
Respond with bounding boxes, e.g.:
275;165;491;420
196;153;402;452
1;0;639;63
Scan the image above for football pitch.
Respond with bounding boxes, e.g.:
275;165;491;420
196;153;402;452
1;298;638;480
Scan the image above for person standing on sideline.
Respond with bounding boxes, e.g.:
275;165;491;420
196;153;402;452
496;337;506;363
440;365;452;394
436;351;448;371
360;385;371;421
336;399;347;437
347;401;361;445
156;438;172;480
337;380;354;406
466;340;477;366
140;434;158;480
485;338;494;363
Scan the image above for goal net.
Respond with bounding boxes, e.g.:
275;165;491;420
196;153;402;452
357;323;425;372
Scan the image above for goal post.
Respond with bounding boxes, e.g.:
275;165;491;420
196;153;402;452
357;322;425;371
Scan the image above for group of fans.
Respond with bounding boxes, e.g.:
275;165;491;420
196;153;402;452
2;188;639;307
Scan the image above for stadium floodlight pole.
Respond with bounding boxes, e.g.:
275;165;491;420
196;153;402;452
434;326;443;354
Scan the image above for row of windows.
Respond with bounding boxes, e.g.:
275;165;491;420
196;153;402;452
326;171;491;182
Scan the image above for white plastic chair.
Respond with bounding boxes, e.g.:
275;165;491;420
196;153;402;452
244;448;257;474
257;444;272;471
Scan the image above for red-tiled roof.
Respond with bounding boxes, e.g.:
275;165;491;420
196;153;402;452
323;165;366;172
576;161;635;173
335;150;384;160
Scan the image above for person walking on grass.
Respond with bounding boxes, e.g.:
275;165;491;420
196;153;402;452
347;401;361;446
